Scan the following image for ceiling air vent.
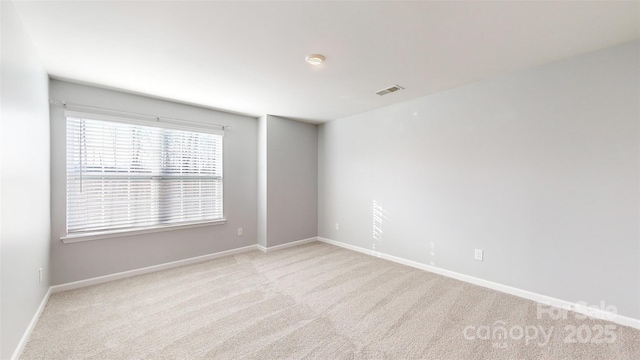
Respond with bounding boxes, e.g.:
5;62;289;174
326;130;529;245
376;85;404;96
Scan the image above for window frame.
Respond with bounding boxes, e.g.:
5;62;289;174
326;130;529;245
62;110;226;243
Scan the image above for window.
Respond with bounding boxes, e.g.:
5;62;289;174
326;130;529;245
66;111;223;235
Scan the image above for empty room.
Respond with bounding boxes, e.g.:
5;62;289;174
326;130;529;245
1;1;639;359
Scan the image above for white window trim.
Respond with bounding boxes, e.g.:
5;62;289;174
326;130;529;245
61;219;227;244
65;109;225;238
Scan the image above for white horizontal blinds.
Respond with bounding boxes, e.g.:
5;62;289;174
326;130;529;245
67;115;223;233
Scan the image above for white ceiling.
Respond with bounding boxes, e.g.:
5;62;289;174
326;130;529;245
13;1;640;123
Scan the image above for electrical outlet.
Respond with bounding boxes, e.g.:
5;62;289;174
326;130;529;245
38;268;43;283
335;223;339;230
474;249;484;261
237;228;243;236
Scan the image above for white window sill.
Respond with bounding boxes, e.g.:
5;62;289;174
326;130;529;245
61;219;227;244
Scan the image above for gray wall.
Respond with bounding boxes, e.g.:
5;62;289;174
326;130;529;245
318;41;640;319
49;80;258;285
1;1;52;358
258;115;318;248
266;116;318;246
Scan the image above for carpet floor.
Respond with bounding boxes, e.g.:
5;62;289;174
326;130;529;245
21;242;640;359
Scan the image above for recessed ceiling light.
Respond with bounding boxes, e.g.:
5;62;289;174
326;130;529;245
305;54;325;65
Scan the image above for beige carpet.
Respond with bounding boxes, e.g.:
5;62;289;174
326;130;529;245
22;242;640;359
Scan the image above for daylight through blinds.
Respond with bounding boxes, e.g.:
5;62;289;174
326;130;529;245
66;115;223;233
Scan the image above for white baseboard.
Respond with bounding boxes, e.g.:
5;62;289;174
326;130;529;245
317;237;640;330
11;287;52;360
259;237;318;253
14;236;639;360
51;244;258;293
49;236;324;294
14;240;320;358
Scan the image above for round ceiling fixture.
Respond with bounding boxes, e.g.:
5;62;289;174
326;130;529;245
305;54;325;65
